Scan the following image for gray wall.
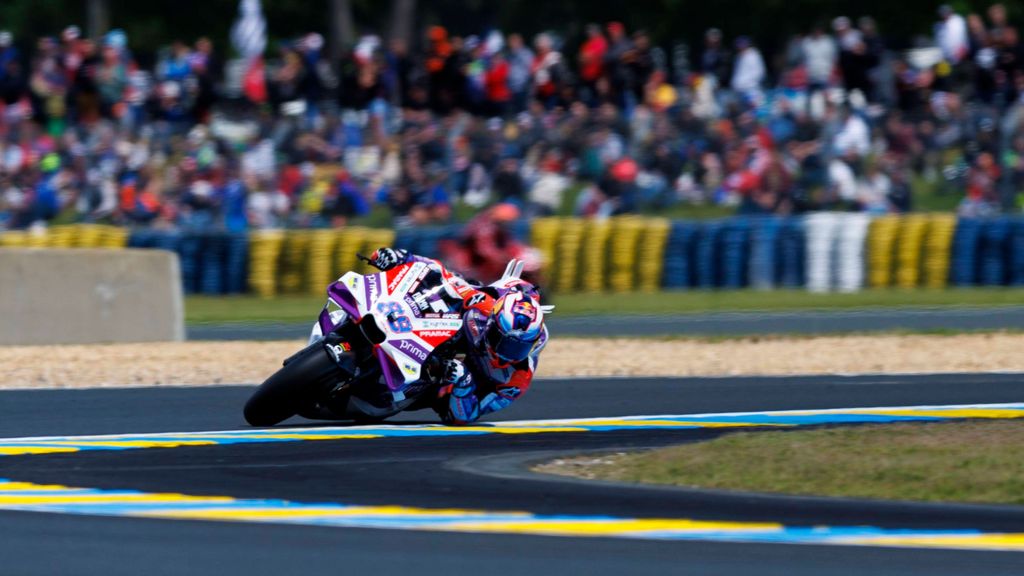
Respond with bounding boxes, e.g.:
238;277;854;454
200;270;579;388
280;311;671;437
0;249;184;345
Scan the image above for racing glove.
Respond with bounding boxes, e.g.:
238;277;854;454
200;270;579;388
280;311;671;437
437;359;479;424
369;247;408;271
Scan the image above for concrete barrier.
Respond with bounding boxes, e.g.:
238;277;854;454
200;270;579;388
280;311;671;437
0;248;184;345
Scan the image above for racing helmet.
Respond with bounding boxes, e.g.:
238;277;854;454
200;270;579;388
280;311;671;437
484;289;544;364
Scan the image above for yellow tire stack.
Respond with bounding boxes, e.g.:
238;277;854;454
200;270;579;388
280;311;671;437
867;215;901;287
24;229;49;248
529;217;561;287
75;224;105;248
895;214;928;288
280;230;314;294
609;216;643;292
247;230;286;298
306;229;338;295
46;225;77;248
0;231;27;247
922;214;956;288
335;226;367;279
553;218;584;293
99;225;129;249
636;218;670;292
579;219;611;292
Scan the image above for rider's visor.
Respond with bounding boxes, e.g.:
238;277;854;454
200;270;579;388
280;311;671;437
485;320;534;363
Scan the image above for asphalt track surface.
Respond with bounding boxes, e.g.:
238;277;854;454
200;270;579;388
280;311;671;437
2;374;1024;575
188;305;1024;339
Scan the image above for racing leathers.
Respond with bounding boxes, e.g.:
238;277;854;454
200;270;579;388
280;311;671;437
368;248;547;425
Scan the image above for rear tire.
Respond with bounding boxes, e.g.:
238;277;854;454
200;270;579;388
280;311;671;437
243;345;341;427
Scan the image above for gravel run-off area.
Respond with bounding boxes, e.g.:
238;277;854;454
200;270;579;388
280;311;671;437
2;333;1024;389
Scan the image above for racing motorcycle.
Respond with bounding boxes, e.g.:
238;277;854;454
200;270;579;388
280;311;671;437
243;257;528;427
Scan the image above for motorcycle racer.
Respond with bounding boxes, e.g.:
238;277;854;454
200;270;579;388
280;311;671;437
367;246;548;425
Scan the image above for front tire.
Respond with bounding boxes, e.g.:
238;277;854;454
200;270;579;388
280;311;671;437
243;345;341;427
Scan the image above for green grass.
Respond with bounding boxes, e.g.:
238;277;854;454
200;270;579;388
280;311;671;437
187;295;329;324
537;420;1024;505
549;288;1024;316
185;288;1024;324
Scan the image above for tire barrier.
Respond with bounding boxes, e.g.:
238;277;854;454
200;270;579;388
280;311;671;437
694;220;724;288
720;218;751;289
7;214;1024;296
553;218;584;293
950;218;982;286
923;214;956;289
837;213;870;292
636;218;670;292
748;217;781;290
979;218;1012;286
1011;220;1024;286
867;215;900;288
895;215;928;289
307;230;338;296
248;230;285;298
529;217;561;288
804;213;840;293
609;217;644;292
777;218;806;288
662;221;699;289
579;219;611;293
128;230;250;296
0;224;128;250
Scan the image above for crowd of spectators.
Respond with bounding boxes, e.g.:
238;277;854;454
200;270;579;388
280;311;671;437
2;4;1024;233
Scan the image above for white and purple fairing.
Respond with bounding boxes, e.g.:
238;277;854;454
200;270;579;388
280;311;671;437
316;262;463;393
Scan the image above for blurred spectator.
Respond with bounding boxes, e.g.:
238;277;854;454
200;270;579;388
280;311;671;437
801;23;837;114
699;28;730;89
505;33;534;113
936;5;970;66
4;13;1024;235
578;24;608;105
730;37;765;101
531;33;565;109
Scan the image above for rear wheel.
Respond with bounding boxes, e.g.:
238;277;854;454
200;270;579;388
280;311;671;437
243;345;342;427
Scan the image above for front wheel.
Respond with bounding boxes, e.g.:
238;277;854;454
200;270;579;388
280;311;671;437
243;345;342;426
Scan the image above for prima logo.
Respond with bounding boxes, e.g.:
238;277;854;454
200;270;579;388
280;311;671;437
366;273;380;302
398;339;428;361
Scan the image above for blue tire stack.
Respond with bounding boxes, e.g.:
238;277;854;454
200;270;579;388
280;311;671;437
777;217;805;288
720;218;751;288
949;218;981;286
979;218;1012;286
748;217;780;290
176;233;202;294
1010;218;1024;285
662;221;698;288
224;232;249;294
127;229;150;249
694;221;724;288
199;233;226;295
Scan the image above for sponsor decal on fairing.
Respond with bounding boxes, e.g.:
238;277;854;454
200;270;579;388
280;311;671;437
364;273;380;305
417;319;463;331
418;329;457;339
394;338;430;362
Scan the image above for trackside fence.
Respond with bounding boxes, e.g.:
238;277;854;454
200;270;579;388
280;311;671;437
4;213;1024;295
